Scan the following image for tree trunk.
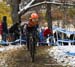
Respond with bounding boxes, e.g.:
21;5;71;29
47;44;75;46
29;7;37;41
46;1;52;30
7;0;19;23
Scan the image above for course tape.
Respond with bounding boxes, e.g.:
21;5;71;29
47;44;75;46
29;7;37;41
0;39;26;44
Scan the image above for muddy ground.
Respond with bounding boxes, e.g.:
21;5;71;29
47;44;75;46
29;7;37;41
0;45;64;67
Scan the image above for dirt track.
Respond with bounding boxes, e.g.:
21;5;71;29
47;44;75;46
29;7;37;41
0;45;64;67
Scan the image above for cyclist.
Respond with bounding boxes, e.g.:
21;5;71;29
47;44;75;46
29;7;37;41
26;12;39;50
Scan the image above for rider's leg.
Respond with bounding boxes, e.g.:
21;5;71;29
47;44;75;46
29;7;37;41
33;31;37;53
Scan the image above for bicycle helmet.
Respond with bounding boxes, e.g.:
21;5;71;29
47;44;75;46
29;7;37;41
31;13;39;19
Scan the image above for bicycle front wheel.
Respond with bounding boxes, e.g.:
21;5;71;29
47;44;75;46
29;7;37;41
29;35;36;62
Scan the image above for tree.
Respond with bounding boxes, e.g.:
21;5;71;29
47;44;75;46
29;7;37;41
0;1;12;26
46;0;52;30
7;0;20;23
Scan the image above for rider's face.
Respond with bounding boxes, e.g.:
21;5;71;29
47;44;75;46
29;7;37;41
32;18;38;22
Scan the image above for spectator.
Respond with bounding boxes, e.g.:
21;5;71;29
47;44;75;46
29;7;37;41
0;22;3;42
2;16;8;46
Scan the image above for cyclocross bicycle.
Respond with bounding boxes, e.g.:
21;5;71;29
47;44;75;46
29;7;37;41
28;31;37;62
